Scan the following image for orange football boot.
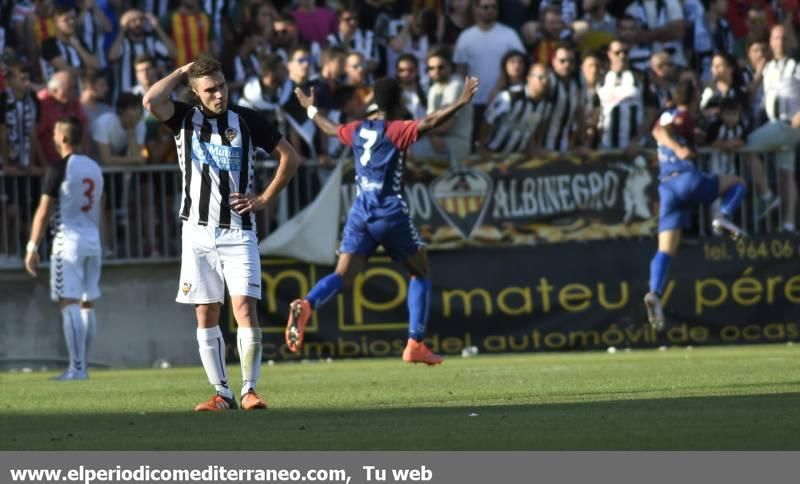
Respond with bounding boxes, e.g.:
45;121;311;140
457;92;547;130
402;339;443;365
241;389;268;411
194;393;237;412
285;299;311;352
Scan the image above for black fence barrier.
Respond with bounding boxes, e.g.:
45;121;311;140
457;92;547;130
222;234;800;361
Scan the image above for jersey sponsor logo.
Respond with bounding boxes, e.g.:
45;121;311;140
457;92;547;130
191;138;243;171
356;175;384;192
181;281;192;295
430;168;493;239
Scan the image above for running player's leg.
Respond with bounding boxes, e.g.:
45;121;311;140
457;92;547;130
286;253;368;352
177;224;235;411
713;174;747;239
380;214;442;365
286;208;375;352
219;228;267;410
645;181;685;331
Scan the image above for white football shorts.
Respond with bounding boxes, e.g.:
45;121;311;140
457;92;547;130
50;232;102;302
176;222;262;304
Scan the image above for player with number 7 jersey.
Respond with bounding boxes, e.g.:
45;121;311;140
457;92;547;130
24;116;105;381
287;76;479;365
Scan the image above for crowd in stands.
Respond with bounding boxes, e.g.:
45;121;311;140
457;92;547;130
1;0;799;260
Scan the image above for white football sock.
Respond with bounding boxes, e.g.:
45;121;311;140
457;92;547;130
237;327;262;396
196;326;233;399
62;304;86;373
80;308;96;356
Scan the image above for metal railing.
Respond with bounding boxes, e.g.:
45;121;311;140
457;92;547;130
0;148;794;270
0;157;330;269
694;147;790;237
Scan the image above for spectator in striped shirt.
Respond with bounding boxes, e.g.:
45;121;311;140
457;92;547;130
327;4;380;75
596;39;659;155
479;63;551;157
699;52;749;126
617;14;653;72
39;3;100;82
107;9;176;99
706;98;749;202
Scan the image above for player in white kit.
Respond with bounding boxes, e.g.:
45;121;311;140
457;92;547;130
25;116;104;381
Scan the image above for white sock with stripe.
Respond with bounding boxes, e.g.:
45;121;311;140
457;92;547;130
196;326;233;399
237;327;262;397
61;304;86;373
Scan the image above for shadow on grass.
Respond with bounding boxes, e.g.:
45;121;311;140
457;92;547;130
4;393;799;450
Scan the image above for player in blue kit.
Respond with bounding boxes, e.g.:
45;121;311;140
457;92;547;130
645;80;747;331
288;76;479;364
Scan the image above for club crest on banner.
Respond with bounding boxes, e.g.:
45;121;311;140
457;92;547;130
430;168;493;239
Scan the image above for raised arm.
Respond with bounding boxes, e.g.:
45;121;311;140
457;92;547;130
142;62;193;121
294;86;341;137
416;76;478;136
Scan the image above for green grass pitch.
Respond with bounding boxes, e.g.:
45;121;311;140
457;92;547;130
2;344;799;450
